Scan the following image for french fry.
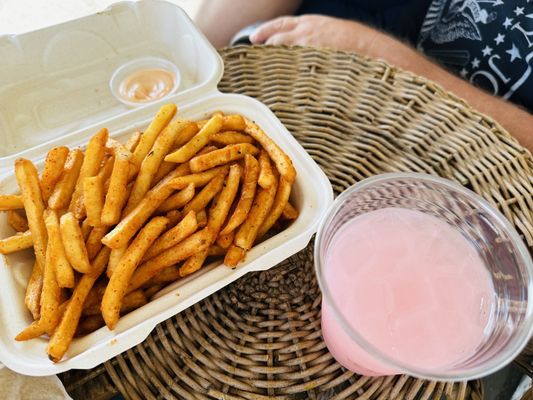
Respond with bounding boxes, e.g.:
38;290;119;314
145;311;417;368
76;315;105;336
145;266;181;286
282;202;299;220
216;231;234;249
69;128;108;218
244;118;296;183
85;226;109;260
7;210;28;232
15;321;47;342
224;245;246;267
117;290;148;314
99;156;115;192
221;154;260;235
208;245;226;257
257;177;292;238
25;221;63;337
81;300;126;335
207;164;242;237
196;209;207;227
165;210;182;225
234;172;278;251
183;169;228;214
143;210;198;260
25;261;43;320
258;150;276;189
15;159;48;268
179;249;208;277
15;296;68;340
172;121;201;149
128;229;211;291
83;176;104;227
60;212;91;273
183;164;241;275
125;181;134;205
125;131;142;152
101;148;131;225
167;165;229;190
144;284;164;300
221;114;246;131
210;131;253;145
125;120;188;213
107;141;136;185
189;143;259;173
157;183;195;213
198;146;219;156
102;216;168;329
107;246;127;278
40;146;69;202
199;114;246;132
102;164;190;249
44;210;75;289
131;104;177;167
83;289;146;316
164;114;223;163
152;160;178;186
81;217;92;242
57;300;69;317
47;247;110;362
105;138;124;153
48;148;84;210
0;194;23;210
0;231;33;254
152;122;199;185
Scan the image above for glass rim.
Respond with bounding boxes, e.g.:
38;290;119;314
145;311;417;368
314;172;533;381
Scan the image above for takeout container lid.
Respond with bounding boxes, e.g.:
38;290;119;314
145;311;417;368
0;0;223;173
0;0;333;375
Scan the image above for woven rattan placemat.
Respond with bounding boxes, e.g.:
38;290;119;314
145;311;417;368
60;45;533;399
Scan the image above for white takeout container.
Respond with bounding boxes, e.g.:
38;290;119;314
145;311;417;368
0;0;333;376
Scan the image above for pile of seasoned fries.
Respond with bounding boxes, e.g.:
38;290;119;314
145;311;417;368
0;104;298;362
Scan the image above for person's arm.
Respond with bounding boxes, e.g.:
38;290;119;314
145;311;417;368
251;15;533;152
195;0;301;48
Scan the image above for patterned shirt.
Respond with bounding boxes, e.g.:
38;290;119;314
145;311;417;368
418;0;533;112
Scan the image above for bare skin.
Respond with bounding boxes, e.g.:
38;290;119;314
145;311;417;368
196;3;533;152
195;0;301;48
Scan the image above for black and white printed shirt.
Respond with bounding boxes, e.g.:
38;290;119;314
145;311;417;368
417;0;533;112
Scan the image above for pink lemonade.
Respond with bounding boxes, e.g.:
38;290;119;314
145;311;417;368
321;207;495;375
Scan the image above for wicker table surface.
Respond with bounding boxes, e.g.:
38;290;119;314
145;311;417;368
60;45;533;400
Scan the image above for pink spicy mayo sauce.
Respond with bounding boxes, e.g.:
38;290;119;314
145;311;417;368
118;68;174;103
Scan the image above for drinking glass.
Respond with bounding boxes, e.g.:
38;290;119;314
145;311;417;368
315;173;533;380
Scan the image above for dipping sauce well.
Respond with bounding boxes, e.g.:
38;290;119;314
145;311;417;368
110;57;180;107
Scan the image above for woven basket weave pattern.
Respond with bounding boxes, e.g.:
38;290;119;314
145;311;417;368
57;44;533;399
